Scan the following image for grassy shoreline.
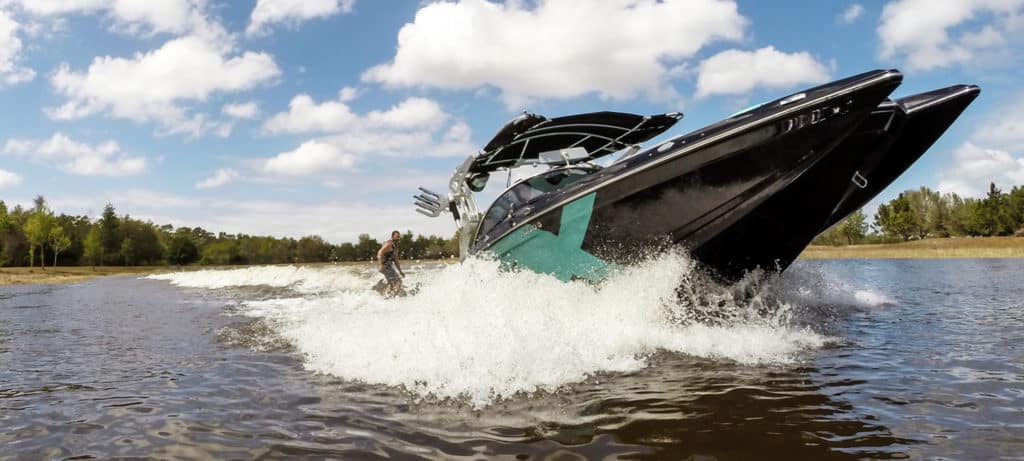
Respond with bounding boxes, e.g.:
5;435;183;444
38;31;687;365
0;260;443;287
0;266;175;286
2;238;1022;286
0;263;336;286
800;236;1024;259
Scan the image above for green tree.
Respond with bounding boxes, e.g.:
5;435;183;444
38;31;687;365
54;214;90;265
201;240;240;265
98;203;121;265
335;242;356;261
167;232;199;265
32;195;47;213
971;183;1015;236
188;227;215;248
875;193;916;241
398;231;417;259
837;209;868;245
945;193;977;236
1009;186;1024;234
927;194;952;237
424;236;446;258
48;226;72;267
355;233;378;261
83;226;102;267
296;235;330;262
24;209;55;268
814;210;865;246
414;235;425;257
902;186;954;238
903;187;934;238
0;201;11;266
121;218;164;265
1;206;28;266
121;237;135;266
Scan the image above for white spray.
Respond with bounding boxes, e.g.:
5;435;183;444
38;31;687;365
148;252;882;408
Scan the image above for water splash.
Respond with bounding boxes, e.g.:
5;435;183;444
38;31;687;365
765;264;897;309
148;253;851;408
148;265;369;295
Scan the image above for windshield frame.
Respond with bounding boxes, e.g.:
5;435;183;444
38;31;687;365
475;165;599;242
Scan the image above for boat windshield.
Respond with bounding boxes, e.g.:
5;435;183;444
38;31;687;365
477;167;596;239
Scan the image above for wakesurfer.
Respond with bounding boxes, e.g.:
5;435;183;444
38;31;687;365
377;230;405;296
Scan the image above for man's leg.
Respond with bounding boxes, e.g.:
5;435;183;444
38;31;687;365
384;265;401;296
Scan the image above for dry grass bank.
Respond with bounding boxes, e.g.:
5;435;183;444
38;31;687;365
0;266;177;286
0;263;352;286
0;259;456;286
800;236;1024;259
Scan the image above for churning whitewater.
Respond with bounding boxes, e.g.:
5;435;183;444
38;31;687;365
147;253;889;407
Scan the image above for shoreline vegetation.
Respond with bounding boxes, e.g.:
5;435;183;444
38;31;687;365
801;236;1024;259
1;197;460;272
3;237;1022;286
2;183;1022;286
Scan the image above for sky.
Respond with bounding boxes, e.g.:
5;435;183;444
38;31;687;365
0;0;1022;243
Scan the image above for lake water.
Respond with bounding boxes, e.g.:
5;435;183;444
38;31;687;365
2;256;1022;460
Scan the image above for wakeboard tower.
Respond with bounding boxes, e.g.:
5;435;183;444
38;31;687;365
415;69;979;282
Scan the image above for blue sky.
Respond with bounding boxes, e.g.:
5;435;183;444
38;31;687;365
0;0;1022;242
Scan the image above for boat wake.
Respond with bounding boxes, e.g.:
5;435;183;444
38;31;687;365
148;253;888;408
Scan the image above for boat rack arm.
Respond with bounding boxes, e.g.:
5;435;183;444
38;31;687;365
413;155;483;259
413;188;448;218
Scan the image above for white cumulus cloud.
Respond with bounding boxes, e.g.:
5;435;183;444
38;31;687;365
8;0;215;37
0;9;35;86
362;0;746;107
3;133;147;176
248;0;355;36
973;106;1024;153
262;91;357;134
937;142;1024;197
47;34;281;137
0;168;22;188
263;140;357;176
840;4;864;24
937;98;1024;197
222;102;260;119
365;97;446;130
877;0;1024;71
337;85;359;102
196;168;239;189
261;92;471;176
695;46;830;98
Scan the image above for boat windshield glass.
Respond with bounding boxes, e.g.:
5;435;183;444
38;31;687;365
477;167;595;239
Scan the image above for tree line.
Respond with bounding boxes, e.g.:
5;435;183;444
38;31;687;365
5;182;1021;266
815;183;1024;245
0;196;459;268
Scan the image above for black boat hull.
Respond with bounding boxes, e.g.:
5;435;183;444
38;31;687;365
689;100;909;280
821;85;981;230
688;85;979;279
473;71;979;282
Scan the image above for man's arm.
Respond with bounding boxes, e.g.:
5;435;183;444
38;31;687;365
376;242;391;270
394;252;404;276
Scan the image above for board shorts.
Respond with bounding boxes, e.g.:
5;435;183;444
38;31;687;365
382;263;401;284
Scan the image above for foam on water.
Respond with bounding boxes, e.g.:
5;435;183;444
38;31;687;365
148;265;369;295
768;265;897;309
853;289;895;307
149;254;841;407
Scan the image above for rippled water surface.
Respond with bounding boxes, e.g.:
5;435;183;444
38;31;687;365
2;257;1022;460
